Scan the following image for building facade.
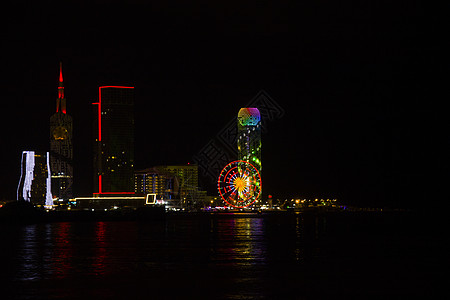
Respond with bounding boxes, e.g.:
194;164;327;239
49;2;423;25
17;151;53;207
159;165;199;200
237;108;262;173
93;86;135;195
50;63;73;200
237;108;262;201
134;167;172;199
135;164;207;206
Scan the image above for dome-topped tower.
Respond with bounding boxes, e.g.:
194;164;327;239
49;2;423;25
238;107;261;127
237;107;261;201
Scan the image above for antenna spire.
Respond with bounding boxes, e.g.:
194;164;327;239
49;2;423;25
56;62;66;113
59;62;63;83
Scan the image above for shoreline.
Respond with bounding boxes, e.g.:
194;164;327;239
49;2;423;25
0;204;413;224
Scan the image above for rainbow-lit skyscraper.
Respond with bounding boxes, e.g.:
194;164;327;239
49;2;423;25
237;107;261;186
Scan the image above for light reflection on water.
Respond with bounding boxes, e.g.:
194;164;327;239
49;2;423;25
93;221;107;276
9;216;275;298
295;215;303;261
1;212;437;298
212;216;266;263
52;222;71;279
17;223;56;282
19;224;38;281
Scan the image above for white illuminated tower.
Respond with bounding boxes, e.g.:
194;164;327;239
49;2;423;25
17;151;53;207
50;62;73;200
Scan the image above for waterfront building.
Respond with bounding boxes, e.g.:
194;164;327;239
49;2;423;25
237;107;262;200
237;108;262;197
93;86;135;196
216;108;262;208
135;164;207;207
159;164;199;200
134;167;172;199
50;62;73;200
17;151;53;207
237;108;262;172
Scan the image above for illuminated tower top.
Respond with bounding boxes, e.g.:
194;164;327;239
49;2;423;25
238;108;260;127
56;62;66;114
237;107;261;170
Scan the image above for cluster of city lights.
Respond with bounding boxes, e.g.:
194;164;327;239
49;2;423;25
284;198;338;208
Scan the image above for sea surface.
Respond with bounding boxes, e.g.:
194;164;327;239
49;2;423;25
0;211;444;299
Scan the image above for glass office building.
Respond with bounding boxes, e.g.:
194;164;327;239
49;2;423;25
93;86;135;195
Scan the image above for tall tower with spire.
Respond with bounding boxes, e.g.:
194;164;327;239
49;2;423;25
50;62;73;200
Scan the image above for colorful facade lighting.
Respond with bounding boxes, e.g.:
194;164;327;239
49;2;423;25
217;160;262;208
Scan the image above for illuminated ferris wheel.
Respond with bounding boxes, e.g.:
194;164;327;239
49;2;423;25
217;160;262;208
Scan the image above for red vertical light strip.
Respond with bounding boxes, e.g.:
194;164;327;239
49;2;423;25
59;62;63;82
98;87;102;141
58;62;65;113
96;86;134;195
92;101;100;194
98;87;102;194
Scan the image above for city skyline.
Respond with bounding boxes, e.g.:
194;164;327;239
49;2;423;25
1;3;443;209
1;5;443;300
1;51;441;209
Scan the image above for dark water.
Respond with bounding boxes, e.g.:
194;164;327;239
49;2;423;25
0;212;444;299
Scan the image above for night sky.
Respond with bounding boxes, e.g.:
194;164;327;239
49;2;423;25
1;2;445;209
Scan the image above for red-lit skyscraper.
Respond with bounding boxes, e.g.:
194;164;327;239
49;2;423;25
93;86;135;195
50;62;73;200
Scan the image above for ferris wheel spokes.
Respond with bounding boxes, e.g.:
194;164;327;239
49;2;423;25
217;160;261;208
